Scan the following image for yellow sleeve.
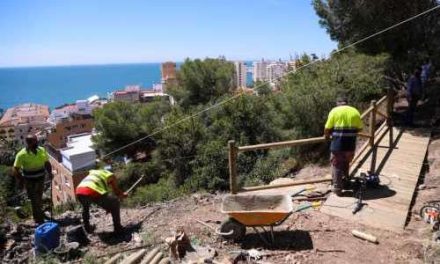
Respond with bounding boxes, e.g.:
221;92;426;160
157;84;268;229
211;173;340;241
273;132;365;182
14;152;23;168
42;147;49;162
324;110;334;129
354;110;363;129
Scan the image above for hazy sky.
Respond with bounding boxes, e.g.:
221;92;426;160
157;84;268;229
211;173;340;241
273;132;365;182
0;0;337;67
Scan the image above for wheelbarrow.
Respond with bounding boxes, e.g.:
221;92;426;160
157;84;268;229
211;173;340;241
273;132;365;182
219;194;294;245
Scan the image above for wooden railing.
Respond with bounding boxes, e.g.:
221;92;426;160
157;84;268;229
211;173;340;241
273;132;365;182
228;89;395;194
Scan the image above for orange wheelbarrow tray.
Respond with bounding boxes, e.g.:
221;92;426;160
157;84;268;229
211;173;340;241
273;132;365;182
219;194;294;244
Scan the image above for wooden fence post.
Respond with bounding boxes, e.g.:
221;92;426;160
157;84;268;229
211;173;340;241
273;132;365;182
228;140;238;194
369;100;377;173
386;89;394;148
369;100;377;147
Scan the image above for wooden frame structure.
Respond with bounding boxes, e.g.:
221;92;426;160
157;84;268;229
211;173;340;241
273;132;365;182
228;89;395;194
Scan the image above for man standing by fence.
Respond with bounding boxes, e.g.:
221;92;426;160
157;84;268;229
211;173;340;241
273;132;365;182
324;95;363;196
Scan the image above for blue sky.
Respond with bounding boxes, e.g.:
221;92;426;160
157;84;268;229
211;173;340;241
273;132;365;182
0;0;337;67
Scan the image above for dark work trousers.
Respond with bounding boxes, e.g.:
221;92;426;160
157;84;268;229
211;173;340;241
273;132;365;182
24;177;45;224
330;151;354;191
406;95;419;126
77;193;122;231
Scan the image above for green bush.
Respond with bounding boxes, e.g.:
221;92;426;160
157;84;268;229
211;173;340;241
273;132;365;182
124;178;186;207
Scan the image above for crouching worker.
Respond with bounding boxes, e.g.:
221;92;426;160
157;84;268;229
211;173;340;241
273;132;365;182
75;169;127;234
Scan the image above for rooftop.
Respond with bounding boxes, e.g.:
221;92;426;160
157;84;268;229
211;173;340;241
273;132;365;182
61;133;95;157
0;103;49;126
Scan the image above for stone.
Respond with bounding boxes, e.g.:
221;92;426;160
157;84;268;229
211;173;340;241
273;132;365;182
432;231;440;242
66;225;89;246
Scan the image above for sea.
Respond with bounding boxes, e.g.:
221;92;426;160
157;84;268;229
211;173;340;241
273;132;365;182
0;62;254;111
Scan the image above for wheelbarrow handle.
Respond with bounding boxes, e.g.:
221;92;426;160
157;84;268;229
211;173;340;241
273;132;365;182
215;229;234;236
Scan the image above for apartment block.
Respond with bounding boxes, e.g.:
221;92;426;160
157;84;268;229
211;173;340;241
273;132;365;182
0;103;50;145
49;97;103;124
266;62;287;84
46;113;94;160
234;61;247;89
253;59;269;82
110;85;142;103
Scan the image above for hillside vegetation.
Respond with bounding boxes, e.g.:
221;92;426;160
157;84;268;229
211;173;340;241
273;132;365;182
92;51;390;206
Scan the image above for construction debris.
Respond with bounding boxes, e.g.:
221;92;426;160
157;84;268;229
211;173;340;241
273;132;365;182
120;249;147;264
140;247;161;264
184;246;217;263
149;251;163;264
351;230;378;244
103;253;122;264
165;227;193;259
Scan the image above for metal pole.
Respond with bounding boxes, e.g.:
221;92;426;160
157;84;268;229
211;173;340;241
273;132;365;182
126;174;145;194
228;140;238;194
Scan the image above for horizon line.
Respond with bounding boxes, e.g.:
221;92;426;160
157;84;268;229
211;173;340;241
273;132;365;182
0;56;301;69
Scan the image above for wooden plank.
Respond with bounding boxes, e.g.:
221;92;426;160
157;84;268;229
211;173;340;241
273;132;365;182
237;136;326;152
241;176;332;192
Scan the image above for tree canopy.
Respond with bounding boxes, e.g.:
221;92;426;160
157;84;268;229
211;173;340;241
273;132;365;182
313;0;440;65
93;100;170;158
167;58;236;108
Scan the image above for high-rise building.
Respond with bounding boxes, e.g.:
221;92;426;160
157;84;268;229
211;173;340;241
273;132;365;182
234;61;247;88
266;62;287;84
253;59;269;82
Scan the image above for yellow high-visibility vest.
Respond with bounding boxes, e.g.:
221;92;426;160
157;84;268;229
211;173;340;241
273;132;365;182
77;169;113;195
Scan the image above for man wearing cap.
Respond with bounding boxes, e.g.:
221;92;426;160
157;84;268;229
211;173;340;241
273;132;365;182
13;135;53;225
75;169;127;234
324;95;363;196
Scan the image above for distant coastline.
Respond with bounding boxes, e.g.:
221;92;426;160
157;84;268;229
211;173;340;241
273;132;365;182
0;62;173;70
0;61;253;110
0;63;163;109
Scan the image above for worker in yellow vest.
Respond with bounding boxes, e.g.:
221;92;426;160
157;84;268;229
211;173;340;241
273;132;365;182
13;135;53;225
75;169;127;234
324;95;363;196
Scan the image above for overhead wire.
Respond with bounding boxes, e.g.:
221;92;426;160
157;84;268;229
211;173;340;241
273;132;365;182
100;4;440;159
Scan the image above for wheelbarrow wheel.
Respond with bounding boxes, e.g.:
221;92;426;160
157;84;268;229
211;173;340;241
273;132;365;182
220;218;246;241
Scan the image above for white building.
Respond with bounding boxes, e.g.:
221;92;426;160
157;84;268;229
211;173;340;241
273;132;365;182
141;91;176;105
253;59;270;82
60;133;96;172
49;99;98;124
234;61;247;89
266;62;287;84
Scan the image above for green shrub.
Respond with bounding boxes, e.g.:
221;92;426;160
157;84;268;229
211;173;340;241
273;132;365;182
124;178;186;207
